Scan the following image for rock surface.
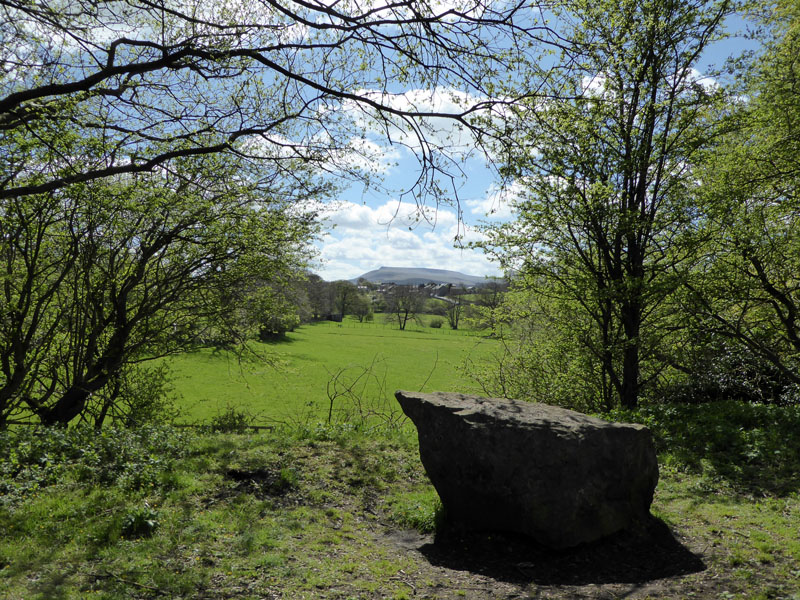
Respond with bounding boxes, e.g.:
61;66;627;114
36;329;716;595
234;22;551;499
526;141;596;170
395;390;659;549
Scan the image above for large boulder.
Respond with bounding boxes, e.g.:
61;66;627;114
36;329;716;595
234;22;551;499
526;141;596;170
395;390;658;549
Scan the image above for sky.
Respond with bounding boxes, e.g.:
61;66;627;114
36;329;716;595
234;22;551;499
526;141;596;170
311;12;760;282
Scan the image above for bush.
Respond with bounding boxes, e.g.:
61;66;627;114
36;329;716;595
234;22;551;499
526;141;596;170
121;503;160;539
429;318;444;329
658;339;799;405
86;362;181;428
209;405;252;433
0;425;189;507
603;401;800;494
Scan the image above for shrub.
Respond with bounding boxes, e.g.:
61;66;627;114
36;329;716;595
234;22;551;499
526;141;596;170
209;405;252;433
86;362;181;428
121;503;160;539
0;425;189;507
603;401;800;494
429;318;444;329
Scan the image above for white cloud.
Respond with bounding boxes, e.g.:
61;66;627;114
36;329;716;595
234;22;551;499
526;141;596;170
313;199;500;280
466;181;523;219
581;73;608;97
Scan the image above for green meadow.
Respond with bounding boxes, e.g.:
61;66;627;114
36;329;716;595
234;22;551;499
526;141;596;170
4;321;800;600
168;320;497;424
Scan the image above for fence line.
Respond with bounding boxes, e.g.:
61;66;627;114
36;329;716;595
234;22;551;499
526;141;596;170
315;320;483;337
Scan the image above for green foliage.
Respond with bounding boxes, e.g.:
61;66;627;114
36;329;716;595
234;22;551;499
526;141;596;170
657;336;799;405
121;503;161;539
209;405;253;433
0;425;188;507
86;362;182;428
605;401;800;495
685;0;800;394
479;0;734;409
0;160;321;427
429;318;444;329
463;286;616;412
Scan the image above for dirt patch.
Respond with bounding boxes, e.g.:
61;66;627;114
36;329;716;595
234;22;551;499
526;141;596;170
214;466;304;505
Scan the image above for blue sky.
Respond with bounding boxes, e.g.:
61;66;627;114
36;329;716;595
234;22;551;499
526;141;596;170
311;12;760;282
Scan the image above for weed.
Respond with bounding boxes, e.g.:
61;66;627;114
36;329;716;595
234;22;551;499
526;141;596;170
0;425;188;507
121;503;160;539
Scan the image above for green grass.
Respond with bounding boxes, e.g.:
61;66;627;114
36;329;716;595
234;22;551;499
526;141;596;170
0;424;434;599
168;320;497;424
2;403;800;599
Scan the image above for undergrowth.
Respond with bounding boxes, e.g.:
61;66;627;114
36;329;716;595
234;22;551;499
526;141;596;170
0;403;799;599
605;401;800;496
0;425;189;508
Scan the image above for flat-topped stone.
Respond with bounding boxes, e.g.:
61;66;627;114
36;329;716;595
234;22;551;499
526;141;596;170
395;390;659;549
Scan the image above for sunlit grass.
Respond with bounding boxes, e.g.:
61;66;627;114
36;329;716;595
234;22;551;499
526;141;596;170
168;319;497;424
1;408;800;599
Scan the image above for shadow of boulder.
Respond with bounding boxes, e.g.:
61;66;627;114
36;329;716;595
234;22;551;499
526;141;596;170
418;516;705;587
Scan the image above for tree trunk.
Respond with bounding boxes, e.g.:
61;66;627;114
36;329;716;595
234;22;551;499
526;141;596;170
620;304;641;409
38;379;104;426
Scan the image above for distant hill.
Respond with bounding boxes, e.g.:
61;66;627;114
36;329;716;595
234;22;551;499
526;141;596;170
355;266;495;286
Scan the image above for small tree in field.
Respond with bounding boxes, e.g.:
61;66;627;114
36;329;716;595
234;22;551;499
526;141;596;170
385;286;425;331
333;281;359;319
352;294;373;323
446;299;464;330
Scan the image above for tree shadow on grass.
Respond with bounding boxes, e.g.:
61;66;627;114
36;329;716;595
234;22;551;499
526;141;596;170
418;515;705;587
257;332;296;345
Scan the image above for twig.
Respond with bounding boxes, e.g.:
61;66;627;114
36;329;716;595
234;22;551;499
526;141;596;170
418;350;439;392
390;572;417;594
96;571;169;596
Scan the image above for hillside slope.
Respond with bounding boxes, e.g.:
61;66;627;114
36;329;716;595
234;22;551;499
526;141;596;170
356;266;492;286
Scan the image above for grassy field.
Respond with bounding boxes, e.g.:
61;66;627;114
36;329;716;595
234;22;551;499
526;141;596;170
3;323;800;598
1;401;799;599
168;320;497;425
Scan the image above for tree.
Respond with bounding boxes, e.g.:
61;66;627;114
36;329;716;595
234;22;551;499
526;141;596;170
305;274;332;321
470;279;506;334
481;0;734;409
351;294;374;323
685;0;800;399
1;0;547;426
385;285;424;330
333;281;359;319
1;0;543;205
0;156;319;426
445;298;465;330
226;272;311;342
463;278;613;411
